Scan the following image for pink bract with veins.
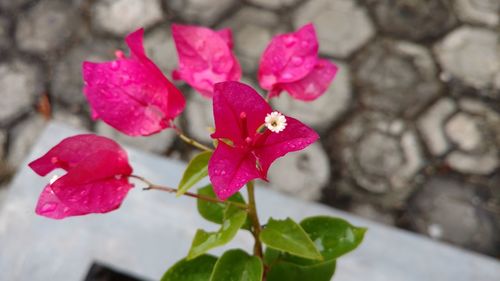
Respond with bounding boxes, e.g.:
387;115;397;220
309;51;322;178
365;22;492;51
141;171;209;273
258;23;338;101
83;28;185;136
172;24;242;98
208;81;319;200
29;135;133;219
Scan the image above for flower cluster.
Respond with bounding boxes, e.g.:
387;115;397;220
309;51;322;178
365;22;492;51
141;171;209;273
26;22;366;281
30;23;336;218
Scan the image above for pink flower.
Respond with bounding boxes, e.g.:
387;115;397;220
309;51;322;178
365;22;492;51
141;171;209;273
208;81;319;200
28;134;133;219
83;28;185;136
258;23;338;101
172;24;242;98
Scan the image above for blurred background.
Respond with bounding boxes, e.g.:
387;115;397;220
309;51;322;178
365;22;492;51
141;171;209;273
0;0;498;260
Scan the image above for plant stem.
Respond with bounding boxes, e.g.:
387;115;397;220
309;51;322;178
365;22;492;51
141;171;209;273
178;133;213;152
129;175;247;210
171;123;213;152
247;181;263;258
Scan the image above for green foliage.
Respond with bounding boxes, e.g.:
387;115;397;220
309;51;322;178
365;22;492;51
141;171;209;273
260;218;323;260
188;205;247;260
209;249;263;281
161;255;218;281
263;216;366;281
265;258;336;281
196;185;246;225
300;216;366;260
177;151;212;196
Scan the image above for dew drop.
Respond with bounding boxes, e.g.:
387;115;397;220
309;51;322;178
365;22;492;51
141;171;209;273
291;56;303;65
114;174;123;180
40;202;57;213
110;61;119;70
300;41;309;48
281;72;293;80
284;36;297;47
51;157;58;164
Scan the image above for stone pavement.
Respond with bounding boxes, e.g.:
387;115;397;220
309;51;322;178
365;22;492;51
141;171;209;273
0;0;499;258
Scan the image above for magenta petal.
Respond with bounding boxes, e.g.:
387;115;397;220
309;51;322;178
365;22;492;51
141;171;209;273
48;150;133;216
208;143;261;200
258;23;319;90
172;24;242;98
28;134;126;176
35;184;86;219
216;28;234;49
211;81;272;145
83;28;185;136
30;134;134;219
281;59;338;101
254;117;319;175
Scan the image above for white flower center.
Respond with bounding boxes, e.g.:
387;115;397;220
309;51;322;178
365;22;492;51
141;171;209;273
265;111;287;133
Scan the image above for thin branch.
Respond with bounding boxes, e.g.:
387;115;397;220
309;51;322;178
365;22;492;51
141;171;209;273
129;175;247;210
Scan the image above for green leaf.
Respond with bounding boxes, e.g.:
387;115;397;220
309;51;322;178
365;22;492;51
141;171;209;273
161;255;218;281
209;249;263;281
197;185;250;229
260;218;323;261
300;216;366;260
188;205;247;260
266;258;336;281
177;151;212;196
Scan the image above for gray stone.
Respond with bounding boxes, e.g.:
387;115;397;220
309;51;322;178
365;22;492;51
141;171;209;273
294;0;375;58
92;0;163;36
144;26;178;79
444;99;500;175
0;130;6;160
417;98;456;156
3;122;500;281
0;60;43;123
336;112;424;201
166;0;238;26
51;110;90;130
267;143;330;201
0;16;10;50
248;0;299;9
454;0;499;27
184;92;214;144
408;176;498;256
367;0;457;41
354;40;441;117
15;0;79;54
434;27;499;89
219;7;282;74
0;0;31;11
445;113;482;152
349;203;395;225
96;121;175;154
7;115;48;168
272;61;352;131
51;39;120;106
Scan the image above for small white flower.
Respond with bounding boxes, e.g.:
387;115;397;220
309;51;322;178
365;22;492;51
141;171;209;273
265;111;287;133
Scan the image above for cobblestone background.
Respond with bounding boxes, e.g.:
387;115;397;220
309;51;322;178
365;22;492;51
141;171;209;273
0;0;499;257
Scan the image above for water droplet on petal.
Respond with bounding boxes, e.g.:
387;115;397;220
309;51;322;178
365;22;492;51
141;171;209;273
300;41;309;48
51;157;58;164
282;73;293;80
291;56;303;65
111;61;119;70
114;174;122;180
284;36;297;47
40;202;57;213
